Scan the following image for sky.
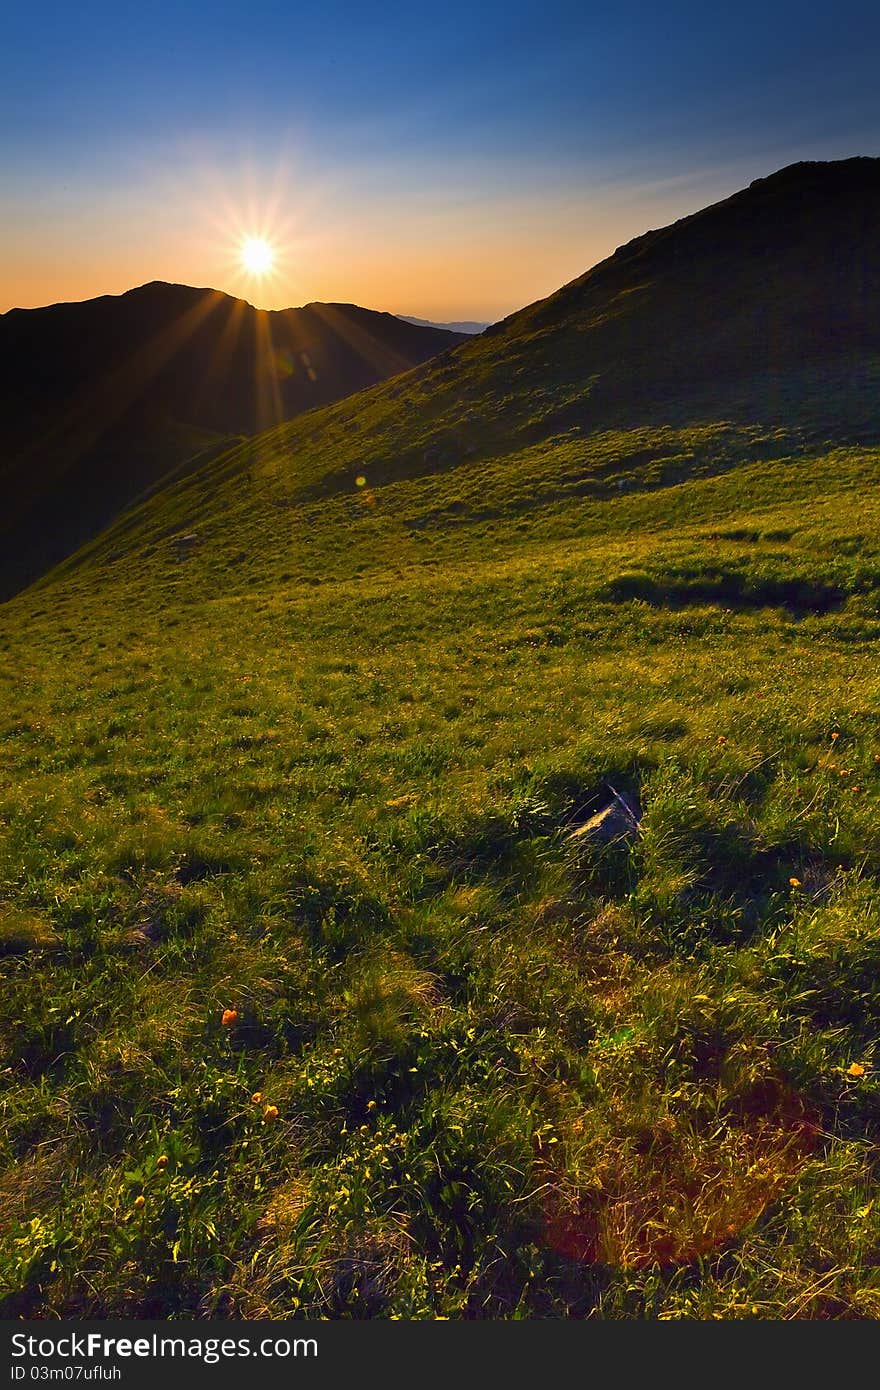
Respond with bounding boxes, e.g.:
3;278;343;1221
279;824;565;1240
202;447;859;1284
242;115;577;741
2;0;879;321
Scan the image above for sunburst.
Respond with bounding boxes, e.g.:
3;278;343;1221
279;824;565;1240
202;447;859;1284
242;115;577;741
240;236;275;276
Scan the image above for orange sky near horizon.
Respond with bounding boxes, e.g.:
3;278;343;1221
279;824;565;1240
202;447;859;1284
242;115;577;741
0;154;769;323
0;206;625;324
0;221;604;323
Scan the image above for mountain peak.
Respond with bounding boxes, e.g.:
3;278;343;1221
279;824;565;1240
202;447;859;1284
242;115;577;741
748;154;880;190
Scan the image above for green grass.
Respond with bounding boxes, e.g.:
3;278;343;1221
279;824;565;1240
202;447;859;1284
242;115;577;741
2;367;880;1318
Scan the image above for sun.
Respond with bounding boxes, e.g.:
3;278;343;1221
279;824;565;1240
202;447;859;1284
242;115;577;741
240;236;275;276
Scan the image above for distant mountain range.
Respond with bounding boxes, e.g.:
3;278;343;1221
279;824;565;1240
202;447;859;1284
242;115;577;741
397;315;490;334
0;284;466;598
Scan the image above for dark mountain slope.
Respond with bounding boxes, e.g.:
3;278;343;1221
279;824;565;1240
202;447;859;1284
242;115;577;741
0;283;465;598
512;156;880;384
233;158;877;509
292;156;880;501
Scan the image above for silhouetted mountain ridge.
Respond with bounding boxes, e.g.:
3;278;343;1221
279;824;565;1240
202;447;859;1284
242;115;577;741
490;156;880;380
344;155;880;493
1;280;466;436
0;282;466;597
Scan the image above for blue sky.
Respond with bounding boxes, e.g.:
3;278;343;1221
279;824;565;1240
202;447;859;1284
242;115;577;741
2;0;879;317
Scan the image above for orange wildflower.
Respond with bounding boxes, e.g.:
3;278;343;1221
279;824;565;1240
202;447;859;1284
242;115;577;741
221;1009;239;1028
263;1103;279;1122
847;1063;866;1078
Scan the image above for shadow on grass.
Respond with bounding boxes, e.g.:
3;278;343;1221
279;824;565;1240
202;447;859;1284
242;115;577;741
598;568;846;616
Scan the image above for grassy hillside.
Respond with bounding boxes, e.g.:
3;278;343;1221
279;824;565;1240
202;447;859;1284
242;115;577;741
0;283;465;601
2;160;880;1318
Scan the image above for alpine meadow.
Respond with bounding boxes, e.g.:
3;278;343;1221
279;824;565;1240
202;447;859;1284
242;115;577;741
3;156;880;1320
